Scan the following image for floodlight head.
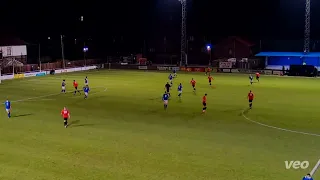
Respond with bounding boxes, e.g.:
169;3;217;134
83;47;88;52
206;45;211;51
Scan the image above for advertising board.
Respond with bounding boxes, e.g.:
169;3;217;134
55;69;62;74
219;62;232;68
179;67;205;72
193;68;205;72
138;66;148;70
24;72;37;77
273;71;281;75
1;75;14;80
222;69;231;73
55;66;97;74
157;66;179;71
14;74;25;79
231;69;240;73
36;72;46;76
264;70;272;75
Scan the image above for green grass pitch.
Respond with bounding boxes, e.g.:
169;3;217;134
0;70;319;180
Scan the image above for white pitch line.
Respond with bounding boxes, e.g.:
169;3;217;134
241;110;320;137
9;87;105;103
310;159;320;176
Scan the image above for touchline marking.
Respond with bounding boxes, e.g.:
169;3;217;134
9;87;105;103
241;110;320;137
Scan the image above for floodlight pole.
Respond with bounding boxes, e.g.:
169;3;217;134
60;35;65;69
180;0;187;66
304;0;310;53
83;42;86;66
38;43;41;72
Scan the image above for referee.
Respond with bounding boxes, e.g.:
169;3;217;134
302;173;313;180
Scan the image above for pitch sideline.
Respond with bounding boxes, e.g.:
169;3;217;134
241;110;320;137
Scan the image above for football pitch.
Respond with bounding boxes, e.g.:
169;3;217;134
0;69;319;180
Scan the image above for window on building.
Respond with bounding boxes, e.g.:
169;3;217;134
7;47;12;56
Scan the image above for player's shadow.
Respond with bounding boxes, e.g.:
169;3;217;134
240;108;250;116
71;124;95;127
69;120;94;128
12;113;33;117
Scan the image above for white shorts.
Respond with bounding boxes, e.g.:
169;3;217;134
6;109;10;113
178;90;182;94
62;86;66;90
85;92;88;96
163;100;168;105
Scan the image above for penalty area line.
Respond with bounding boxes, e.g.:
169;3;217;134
241;109;320;137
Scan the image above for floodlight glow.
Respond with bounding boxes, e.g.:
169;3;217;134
206;45;211;51
83;47;88;52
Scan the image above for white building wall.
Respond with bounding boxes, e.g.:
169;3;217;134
0;45;27;57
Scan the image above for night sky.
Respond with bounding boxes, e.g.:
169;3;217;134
1;0;319;61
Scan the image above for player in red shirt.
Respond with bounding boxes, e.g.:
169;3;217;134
202;93;207;113
208;75;213;86
205;67;211;75
248;90;254;109
255;72;260;82
61;107;70;128
73;80;81;95
190;78;196;92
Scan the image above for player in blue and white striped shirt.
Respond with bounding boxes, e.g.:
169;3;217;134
83;85;90;99
177;83;183;99
302;174;313;180
162;92;169;110
5;100;11;118
173;69;177;78
61;80;66;93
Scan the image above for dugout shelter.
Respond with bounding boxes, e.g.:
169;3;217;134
256;52;320;69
